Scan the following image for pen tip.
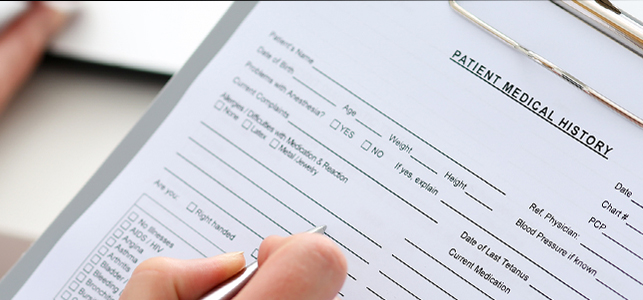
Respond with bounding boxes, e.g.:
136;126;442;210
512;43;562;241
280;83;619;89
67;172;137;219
307;225;327;234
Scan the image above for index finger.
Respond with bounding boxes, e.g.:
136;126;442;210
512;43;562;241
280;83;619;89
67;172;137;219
121;252;246;300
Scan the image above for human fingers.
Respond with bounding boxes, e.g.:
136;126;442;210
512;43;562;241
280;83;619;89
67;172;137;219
235;233;347;300
256;234;286;265
0;2;72;113
120;252;245;300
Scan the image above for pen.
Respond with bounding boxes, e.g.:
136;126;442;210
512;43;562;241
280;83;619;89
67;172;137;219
201;225;328;300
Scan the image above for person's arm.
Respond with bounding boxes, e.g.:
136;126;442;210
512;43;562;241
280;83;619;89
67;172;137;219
121;232;348;300
0;2;71;114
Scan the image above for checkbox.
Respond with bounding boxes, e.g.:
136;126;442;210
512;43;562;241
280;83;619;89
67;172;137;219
214;100;225;110
187;202;197;212
330;119;340;130
269;138;280;149
83;263;94;273
69;281;79;291
242;119;252;130
120;220;131;230
251;248;259;259
106;237;116;247
61;291;71;300
76;272;87;282
128;212;139;221
361;140;372;151
113;229;123;238
91;255;101;264
98;246;108;255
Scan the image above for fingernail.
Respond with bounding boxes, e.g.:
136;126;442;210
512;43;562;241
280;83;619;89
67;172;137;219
42;1;81;15
209;251;244;265
220;251;244;258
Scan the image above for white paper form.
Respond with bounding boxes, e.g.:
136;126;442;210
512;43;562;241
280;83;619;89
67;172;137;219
11;2;643;299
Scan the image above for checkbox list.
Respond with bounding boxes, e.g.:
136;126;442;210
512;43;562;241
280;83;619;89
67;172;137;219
330;119;341;130
242;119;252;130
187;202;197;212
120;220;131;230
361;140;372;151
269;138;280;149
128;212;139;221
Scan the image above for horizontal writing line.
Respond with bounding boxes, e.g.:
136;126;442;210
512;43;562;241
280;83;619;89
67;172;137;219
580;243;643;286
440;200;589;299
405;238;492;300
602;232;643;261
190;137;316;227
596;278;628;300
144;191;225;253
325;232;369;265
366;287;385;300
292;76;336;106
178;152;291;235
313;66;507;195
289;120;437;224
626;223;643;236
165;167;264;240
392;253;457;300
529;285;553;300
410;155;438;175
465;191;493;211
355;118;382;137
379;270;421;300
201;121;381;250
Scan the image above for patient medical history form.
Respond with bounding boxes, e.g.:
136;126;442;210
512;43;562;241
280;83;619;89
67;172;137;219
8;2;643;299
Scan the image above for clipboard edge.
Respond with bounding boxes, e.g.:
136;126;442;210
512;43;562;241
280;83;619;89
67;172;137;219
553;0;643;58
0;1;259;298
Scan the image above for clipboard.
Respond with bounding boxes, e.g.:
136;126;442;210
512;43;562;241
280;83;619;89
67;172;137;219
554;0;643;58
1;2;643;299
0;2;259;298
451;0;643;128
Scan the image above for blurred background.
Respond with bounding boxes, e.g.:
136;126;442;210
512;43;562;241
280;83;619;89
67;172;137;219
0;1;231;278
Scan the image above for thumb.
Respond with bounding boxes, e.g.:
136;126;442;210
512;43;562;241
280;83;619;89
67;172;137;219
121;252;245;300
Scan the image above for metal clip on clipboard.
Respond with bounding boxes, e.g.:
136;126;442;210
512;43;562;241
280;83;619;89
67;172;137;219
449;0;643;129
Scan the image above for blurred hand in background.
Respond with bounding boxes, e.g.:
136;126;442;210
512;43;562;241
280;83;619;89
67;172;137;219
0;2;74;115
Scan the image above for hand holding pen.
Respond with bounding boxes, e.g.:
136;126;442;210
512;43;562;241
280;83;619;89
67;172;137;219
120;226;348;300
